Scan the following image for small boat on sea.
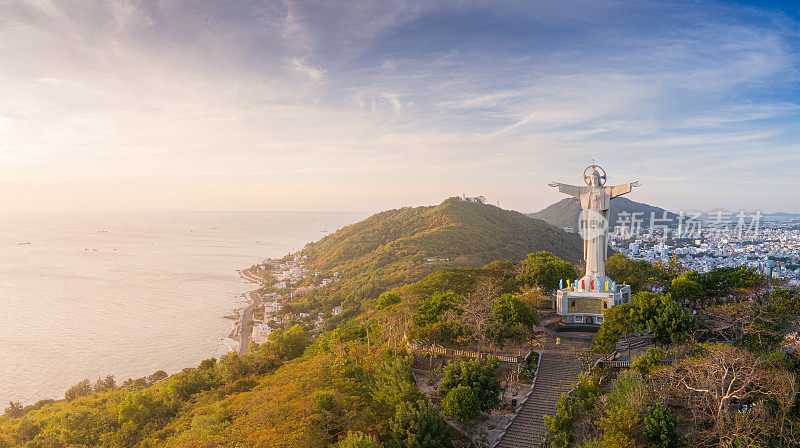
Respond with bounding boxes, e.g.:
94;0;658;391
17;241;31;245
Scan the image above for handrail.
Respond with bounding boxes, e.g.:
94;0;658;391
406;340;530;364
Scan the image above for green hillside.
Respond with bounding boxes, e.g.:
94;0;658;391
290;197;583;312
0;199;585;448
0;199;786;448
529;196;678;230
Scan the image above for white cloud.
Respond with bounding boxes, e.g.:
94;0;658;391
0;0;797;211
291;58;325;80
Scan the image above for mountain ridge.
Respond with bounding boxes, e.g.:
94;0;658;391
529;196;679;230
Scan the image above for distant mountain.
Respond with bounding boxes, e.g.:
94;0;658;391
294;197;583;309
765;212;800;220
529;196;679;230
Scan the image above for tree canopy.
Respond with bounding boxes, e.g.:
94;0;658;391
492;293;537;328
391;400;451;448
593;292;696;353
438;358;501;414
440;385;481;423
516;251;579;293
336;432;381;448
605;253;665;293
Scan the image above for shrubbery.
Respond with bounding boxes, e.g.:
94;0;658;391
391;400;451;448
441;385;481;423
592;292;695;354
337;431;381;448
643;402;680;448
438;358;501;416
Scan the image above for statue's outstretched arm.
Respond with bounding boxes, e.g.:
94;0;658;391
610;181;640;198
549;182;586;198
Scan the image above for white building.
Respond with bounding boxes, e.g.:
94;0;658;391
251;324;273;344
460;194;486;204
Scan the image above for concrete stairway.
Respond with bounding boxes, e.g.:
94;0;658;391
615;334;653;354
495;351;583;448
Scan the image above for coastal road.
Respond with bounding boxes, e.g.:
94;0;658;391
238;290;261;354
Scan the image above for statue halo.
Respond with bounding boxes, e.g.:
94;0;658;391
583;164;607;187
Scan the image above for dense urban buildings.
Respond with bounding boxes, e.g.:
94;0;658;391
611;216;800;286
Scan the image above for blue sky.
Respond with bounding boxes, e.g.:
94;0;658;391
0;1;798;212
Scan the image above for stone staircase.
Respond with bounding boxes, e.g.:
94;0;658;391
495;351;583;448
615;333;653;355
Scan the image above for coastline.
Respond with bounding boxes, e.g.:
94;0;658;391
232;269;265;354
238;268;265;285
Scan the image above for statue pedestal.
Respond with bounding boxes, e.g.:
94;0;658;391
556;285;631;325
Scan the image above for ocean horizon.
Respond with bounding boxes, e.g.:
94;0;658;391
0;210;369;405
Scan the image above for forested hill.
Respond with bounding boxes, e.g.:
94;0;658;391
529;196;678;229
304;197;582;267
291;197;582;311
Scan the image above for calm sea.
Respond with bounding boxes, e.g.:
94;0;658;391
0;211;368;405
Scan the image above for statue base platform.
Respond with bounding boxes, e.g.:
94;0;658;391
555;285;632;325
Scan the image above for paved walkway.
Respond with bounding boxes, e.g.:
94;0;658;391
495;338;588;448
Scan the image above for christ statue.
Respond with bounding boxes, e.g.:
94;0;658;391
550;165;639;291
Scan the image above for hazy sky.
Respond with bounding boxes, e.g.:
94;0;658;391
0;0;798;213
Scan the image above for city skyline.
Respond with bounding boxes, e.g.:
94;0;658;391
0;0;798;213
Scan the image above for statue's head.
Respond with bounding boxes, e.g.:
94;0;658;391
590;169;601;187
